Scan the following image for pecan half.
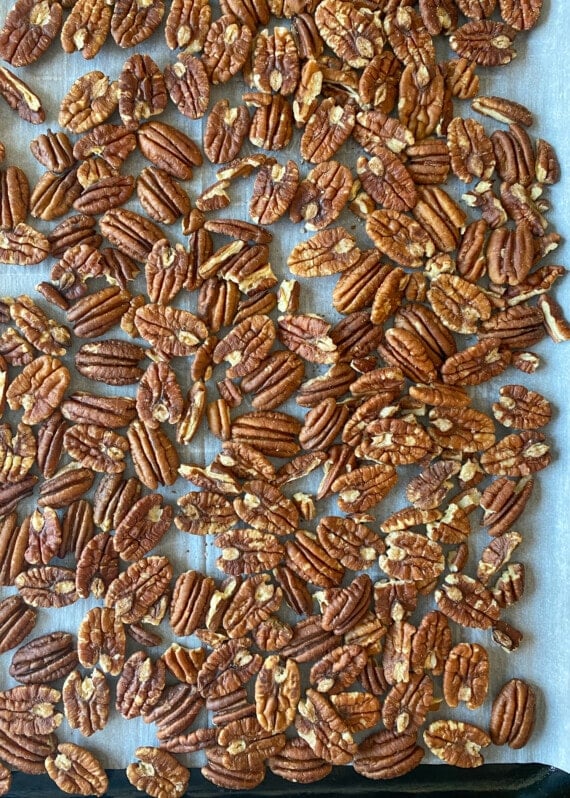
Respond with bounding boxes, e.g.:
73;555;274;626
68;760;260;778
45;743;108;796
490;678;536;748
424;719;491;767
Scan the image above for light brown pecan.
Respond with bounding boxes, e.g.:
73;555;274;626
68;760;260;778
37;463;93;510
217;715;285;771
480;431;550;476
300;97;355;163
100;208;163;262
29;167;82;221
398;64;444;141
202;746;265;790
0;0;62;67
60;0;111;58
233;479;299;535
161;643;205;685
127;748;189;798
354;729;424;780
202;14;252;83
316;0;383;68
492;384;551;430
10;631;77;684
443;642;489;710
135;303;207;358
499;0;542;30
246;92;294;151
255;655;300;733
309;643;368;694
435;573;500;629
288;227;360;277
0;222;49;265
105;555;172;624
203;100;250;164
73;123;137;170
0;683;61;736
450;20;517;66
490;678;536;748
290;161;352;231
45;742;108;797
136;361;183;429
58;71;118;133
332;463;398;514
356;418;434;466
21;506;60;565
169;570;215;637
424;719;491;767
329;691;381;733
176;490;238;536
410;610;452;675
62;424;128;474
165;0;210;51
405;138;451;185
128;420;179;488
6;354;69;424
285;531;345;589
116;650;165;719
78;606;124;678
0;422;35;486
356;150;417;212
317;518;383;572
295;688;357;765
380;532;444;583
111;0;164;47
447;116;495;182
223;575;283;638
382;672;433;733
62;669;109;737
137;120;202;179
15;566;76;608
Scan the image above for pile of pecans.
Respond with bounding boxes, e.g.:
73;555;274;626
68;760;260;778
0;0;567;795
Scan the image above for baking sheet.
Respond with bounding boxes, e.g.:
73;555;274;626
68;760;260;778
0;0;569;777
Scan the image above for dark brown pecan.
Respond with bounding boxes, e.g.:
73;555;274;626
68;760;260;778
492;384;551;430
354;729;424;780
0;166;29;230
450;20;517;67
61;393;135;429
480;475;533;537
67;286;131;338
290;160;353;231
197;638;262;699
111;0;164;48
10;631;77;684
100;207;163;261
169;570;215;637
114;494;173;561
116;650;165;719
38;464;94;509
309;643;368;693
0;421;35;486
75;339;146;385
331;463;398;514
77;606;125;674
268;737;332;783
233;479;298;535
490;678;536;748
137;361;183;429
0;726;57;775
142;683;203;739
300;97;356;163
9;295;70;356
0;594;36;654
441;338;511;386
127;748;189;798
58;499;94;560
203;14;252;84
62;669;109;737
165;53;210;119
48;213;101;257
105;555;172;624
21;506;60;565
63;423;128;473
118;53;167;128
137;119;202;178
382;673;433;734
286;530;345;589
0;0;61;66
0;222;50;265
250;27;300;95
317;518;383;572
93;474;141;533
0;64;44;123
230;410;300;458
240;349;304;411
128;420;179;489
73;173;135;215
135;303;207;358
435;573;500;629
410;610;452;676
499;0;542;30
203;100;250;164
424;719;491;767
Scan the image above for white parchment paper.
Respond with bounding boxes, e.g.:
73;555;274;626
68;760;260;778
0;0;569;775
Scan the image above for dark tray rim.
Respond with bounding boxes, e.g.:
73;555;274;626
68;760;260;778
7;763;570;797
